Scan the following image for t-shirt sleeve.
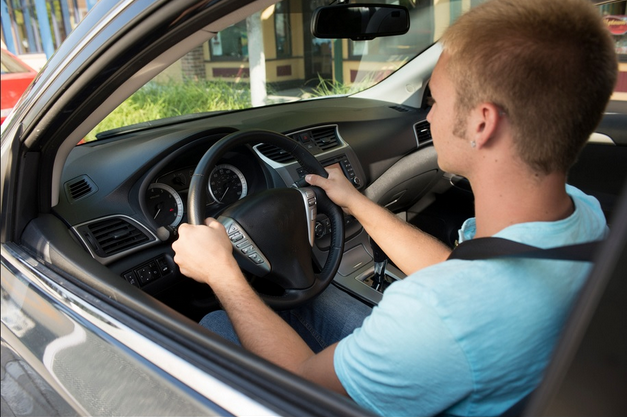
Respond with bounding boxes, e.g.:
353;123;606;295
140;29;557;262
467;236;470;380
334;282;474;416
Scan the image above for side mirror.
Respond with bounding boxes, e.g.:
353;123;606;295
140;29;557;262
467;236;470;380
312;4;410;41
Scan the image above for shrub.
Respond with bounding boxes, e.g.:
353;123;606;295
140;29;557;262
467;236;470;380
86;79;251;141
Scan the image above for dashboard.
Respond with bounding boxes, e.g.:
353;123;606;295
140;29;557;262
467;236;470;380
43;93;625;318
53;97;437;312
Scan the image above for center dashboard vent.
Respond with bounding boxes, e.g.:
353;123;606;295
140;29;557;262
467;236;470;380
255;143;295;163
311;126;339;151
255;126;340;164
76;217;153;258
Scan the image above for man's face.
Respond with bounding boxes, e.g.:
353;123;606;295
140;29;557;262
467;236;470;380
426;53;471;175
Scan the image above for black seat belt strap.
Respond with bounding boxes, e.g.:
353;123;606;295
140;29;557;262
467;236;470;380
448;237;600;262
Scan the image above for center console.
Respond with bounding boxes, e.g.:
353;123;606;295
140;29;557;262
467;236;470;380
313;219;405;306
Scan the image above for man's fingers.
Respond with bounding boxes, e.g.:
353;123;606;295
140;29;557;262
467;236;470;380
204;217;226;232
305;174;322;186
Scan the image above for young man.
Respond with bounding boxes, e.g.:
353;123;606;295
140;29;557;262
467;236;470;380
172;0;617;415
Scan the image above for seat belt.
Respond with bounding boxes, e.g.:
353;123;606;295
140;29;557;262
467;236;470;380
448;237;600;262
446;236;600;417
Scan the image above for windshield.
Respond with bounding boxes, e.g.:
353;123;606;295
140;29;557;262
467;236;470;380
86;0;474;142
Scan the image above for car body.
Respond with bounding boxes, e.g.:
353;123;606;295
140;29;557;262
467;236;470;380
0;49;38;124
1;0;626;416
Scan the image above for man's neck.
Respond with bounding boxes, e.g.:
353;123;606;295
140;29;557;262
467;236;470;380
470;170;574;239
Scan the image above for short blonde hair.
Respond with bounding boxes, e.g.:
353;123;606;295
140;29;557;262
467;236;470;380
441;0;617;174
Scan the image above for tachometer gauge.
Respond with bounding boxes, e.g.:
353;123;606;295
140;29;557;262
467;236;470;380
208;164;248;205
146;183;184;227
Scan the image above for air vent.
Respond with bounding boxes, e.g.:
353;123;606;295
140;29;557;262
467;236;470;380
256;143;296;163
414;120;432;145
390;105;413;113
311;126;339;151
65;175;97;202
255;126;341;164
78;217;151;258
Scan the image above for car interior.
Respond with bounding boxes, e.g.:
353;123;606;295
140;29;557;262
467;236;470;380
6;1;625;412
14;0;626;322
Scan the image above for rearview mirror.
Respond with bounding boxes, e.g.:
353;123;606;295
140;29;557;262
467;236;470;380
312;4;410;41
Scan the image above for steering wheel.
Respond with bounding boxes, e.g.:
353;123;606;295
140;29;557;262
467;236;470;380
187;130;345;309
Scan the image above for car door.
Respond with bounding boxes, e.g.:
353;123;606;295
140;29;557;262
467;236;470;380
1;0;375;415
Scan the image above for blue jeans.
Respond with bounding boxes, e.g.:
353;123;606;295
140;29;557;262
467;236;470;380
199;284;373;353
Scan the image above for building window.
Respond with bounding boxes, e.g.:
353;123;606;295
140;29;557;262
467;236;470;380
210;21;248;60
598;1;627;57
274;0;291;58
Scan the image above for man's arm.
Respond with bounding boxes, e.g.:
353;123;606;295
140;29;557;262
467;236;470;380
172;218;347;394
215;273;346;393
306;166;451;274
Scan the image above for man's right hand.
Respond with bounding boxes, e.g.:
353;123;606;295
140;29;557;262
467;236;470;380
305;165;366;216
308;164;451;275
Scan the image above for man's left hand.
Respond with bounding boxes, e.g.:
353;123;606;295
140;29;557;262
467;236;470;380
172;218;240;287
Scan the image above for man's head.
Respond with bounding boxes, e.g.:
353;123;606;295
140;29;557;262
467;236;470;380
439;0;617;175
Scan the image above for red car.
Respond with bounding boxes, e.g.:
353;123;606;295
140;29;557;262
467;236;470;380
1;49;38;124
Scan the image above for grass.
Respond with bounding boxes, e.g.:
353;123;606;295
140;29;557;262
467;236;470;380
309;75;354;97
86;79;251;141
86;75;374;142
307;74;379;98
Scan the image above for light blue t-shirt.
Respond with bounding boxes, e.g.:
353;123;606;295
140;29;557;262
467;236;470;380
334;185;607;416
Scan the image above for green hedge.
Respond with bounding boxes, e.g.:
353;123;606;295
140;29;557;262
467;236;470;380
86;80;251;142
85;77;362;142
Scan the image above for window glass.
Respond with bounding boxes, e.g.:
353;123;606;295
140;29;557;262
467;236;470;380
210;21;248;59
598;1;627;56
86;0;476;142
275;1;292;57
596;0;627;103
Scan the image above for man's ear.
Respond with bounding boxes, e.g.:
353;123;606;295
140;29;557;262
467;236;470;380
470;103;503;149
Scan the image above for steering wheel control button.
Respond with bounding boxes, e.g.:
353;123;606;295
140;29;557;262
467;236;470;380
218;216;271;275
235;239;250;248
229;232;244;243
296;188;318;246
248;253;264;264
315;221;325;238
240;245;254;255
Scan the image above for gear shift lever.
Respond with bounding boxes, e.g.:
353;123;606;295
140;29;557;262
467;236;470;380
369;236;390;292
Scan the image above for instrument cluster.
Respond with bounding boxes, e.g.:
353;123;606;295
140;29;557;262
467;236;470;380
144;163;250;228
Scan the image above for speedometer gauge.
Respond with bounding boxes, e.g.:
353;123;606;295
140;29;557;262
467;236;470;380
146;183;184;227
208;164;248;204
